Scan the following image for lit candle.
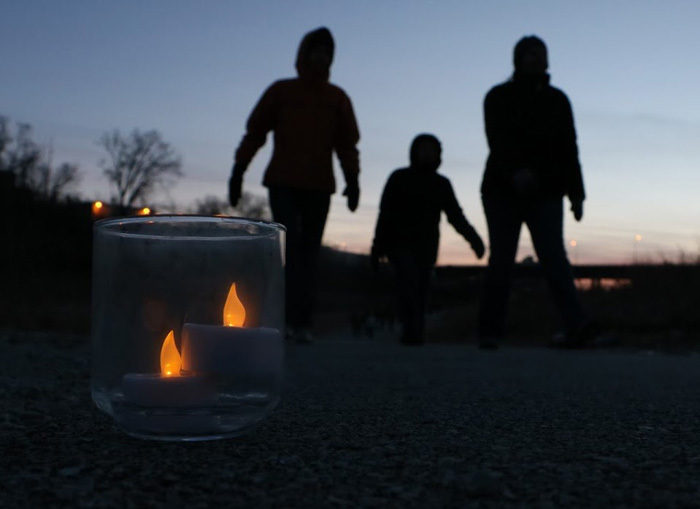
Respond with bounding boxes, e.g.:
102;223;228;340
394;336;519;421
121;330;217;408
181;283;283;376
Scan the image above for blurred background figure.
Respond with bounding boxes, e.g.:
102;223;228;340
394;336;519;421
477;35;589;349
372;134;484;345
229;27;361;344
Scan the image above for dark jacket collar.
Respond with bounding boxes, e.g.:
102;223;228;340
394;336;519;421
511;71;551;90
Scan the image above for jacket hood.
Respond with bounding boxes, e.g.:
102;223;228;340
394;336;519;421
295;27;334;81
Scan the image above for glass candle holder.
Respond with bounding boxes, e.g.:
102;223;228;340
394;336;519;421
91;216;285;441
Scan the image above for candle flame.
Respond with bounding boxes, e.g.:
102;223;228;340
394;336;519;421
159;330;181;376
223;283;246;327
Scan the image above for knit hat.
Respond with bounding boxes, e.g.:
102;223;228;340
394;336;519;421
513;35;547;71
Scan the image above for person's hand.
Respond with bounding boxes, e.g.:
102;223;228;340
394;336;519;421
470;235;486;260
370;244;383;272
343;183;360;212
570;197;584;222
228;174;243;207
228;163;246;207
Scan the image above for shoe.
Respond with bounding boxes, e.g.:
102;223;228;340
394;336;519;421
549;322;598;349
285;326;297;342
477;326;503;350
478;338;499;350
399;333;424;346
294;327;314;344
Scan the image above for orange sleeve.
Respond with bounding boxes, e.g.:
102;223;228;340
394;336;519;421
234;83;280;169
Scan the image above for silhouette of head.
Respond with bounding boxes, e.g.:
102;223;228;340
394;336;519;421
513;36;548;75
410;134;442;173
296;27;335;80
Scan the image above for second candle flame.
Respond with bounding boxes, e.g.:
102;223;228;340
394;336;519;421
224;283;246;327
160;330;180;376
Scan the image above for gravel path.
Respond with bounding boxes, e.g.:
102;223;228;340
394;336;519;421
2;330;700;508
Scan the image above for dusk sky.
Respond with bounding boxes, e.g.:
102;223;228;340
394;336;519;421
2;1;699;265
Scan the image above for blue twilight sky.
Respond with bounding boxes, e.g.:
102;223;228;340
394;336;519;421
2;1;699;265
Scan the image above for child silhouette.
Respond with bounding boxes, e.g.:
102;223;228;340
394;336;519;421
372;134;484;345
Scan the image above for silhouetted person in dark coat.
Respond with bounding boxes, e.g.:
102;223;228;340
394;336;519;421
229;27;361;343
372;134;485;345
477;35;589;348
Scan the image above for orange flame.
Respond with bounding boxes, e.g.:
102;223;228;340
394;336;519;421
223;283;246;327
159;330;181;376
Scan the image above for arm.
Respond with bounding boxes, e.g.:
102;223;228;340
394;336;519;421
233;83;280;176
442;179;485;259
229;84;279;206
559;93;585;220
334;93;361;211
371;174;399;260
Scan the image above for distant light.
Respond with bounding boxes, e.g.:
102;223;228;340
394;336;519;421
570;240;577;247
138;207;151;216
635;234;642;242
92;201;104;214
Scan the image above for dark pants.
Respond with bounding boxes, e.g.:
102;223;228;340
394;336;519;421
268;186;330;330
478;195;585;338
390;248;433;343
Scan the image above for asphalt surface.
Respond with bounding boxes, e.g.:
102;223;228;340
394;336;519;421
3;330;700;508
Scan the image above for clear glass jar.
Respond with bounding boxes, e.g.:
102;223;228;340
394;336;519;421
91;216;285;441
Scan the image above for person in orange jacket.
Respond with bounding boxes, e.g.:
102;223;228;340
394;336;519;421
229;27;361;343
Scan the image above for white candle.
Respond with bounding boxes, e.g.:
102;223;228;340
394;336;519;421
181;323;283;376
121;372;218;407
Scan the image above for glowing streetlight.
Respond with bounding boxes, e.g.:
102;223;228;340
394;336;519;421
633;234;642;263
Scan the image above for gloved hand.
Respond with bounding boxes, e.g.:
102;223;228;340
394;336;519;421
228;163;245;207
343;181;360;212
570;196;584;222
370;244;382;273
470;234;486;260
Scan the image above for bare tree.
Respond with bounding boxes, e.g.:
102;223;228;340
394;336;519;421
193;193;270;220
98;129;183;208
0;115;81;201
194;195;231;216
40;163;82;201
0;116;11;159
235;192;270;220
0;117;41;187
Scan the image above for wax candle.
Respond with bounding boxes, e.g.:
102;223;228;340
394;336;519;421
180;283;283;376
181;323;283;375
121;372;218;407
120;330;218;408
